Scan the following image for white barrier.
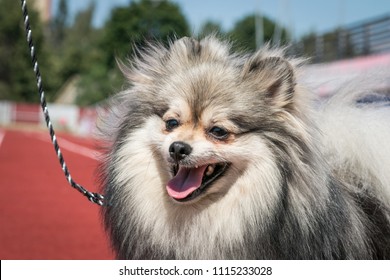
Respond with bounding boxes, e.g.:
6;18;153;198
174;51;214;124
40;103;80;132
0;101;98;136
0;101;12;125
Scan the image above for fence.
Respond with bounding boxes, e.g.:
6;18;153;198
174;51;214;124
0;102;99;136
297;14;390;63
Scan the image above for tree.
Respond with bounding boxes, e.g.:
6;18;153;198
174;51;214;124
50;0;68;48
76;0;190;106
59;2;100;78
45;1;104;105
0;0;55;102
101;0;190;67
228;14;289;52
197;21;224;38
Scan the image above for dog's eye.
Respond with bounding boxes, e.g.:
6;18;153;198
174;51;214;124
166;119;179;131
209;126;229;140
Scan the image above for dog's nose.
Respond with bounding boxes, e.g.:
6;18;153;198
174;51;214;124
169;141;192;162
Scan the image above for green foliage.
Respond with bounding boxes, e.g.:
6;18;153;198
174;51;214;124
228;14;289;52
50;0;68;48
76;65;121;106
76;0;190;106
197;21;224;38
299;32;317;59
1;0;292;105
48;2;108;105
101;0;190;67
0;0;56;102
59;3;99;77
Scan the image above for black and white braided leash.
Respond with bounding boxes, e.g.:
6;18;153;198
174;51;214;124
20;0;104;206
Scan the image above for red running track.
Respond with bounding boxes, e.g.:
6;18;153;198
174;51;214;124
0;127;114;259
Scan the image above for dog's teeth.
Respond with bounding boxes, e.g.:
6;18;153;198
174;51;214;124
195;165;198;168
206;165;215;176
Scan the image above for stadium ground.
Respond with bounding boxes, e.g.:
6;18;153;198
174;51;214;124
0;126;114;259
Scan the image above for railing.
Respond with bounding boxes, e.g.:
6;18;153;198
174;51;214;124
295;14;390;63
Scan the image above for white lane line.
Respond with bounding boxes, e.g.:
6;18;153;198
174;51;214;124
28;132;102;160
0;129;5;149
56;137;102;160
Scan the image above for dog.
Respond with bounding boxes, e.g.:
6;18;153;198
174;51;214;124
99;36;390;259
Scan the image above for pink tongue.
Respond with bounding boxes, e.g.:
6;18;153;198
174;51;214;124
166;165;208;199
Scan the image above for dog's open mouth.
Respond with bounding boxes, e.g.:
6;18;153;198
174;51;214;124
166;162;229;202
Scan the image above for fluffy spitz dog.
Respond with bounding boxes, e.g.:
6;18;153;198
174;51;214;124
100;36;390;259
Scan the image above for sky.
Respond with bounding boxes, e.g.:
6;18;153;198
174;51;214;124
52;0;390;39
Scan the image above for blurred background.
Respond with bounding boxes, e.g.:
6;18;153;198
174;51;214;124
0;0;389;259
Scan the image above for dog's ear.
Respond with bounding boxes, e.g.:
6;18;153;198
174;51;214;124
242;55;296;109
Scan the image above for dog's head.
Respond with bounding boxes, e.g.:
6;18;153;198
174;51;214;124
108;37;309;205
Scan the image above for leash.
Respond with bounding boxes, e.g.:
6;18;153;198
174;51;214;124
20;0;104;206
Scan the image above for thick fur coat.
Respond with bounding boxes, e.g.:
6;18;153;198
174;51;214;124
99;36;390;259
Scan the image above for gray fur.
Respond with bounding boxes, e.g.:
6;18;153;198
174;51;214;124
99;36;390;259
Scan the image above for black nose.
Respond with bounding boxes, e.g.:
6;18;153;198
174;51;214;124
169;141;192;162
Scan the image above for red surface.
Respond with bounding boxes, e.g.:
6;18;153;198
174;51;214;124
0;127;114;259
12;103;41;123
